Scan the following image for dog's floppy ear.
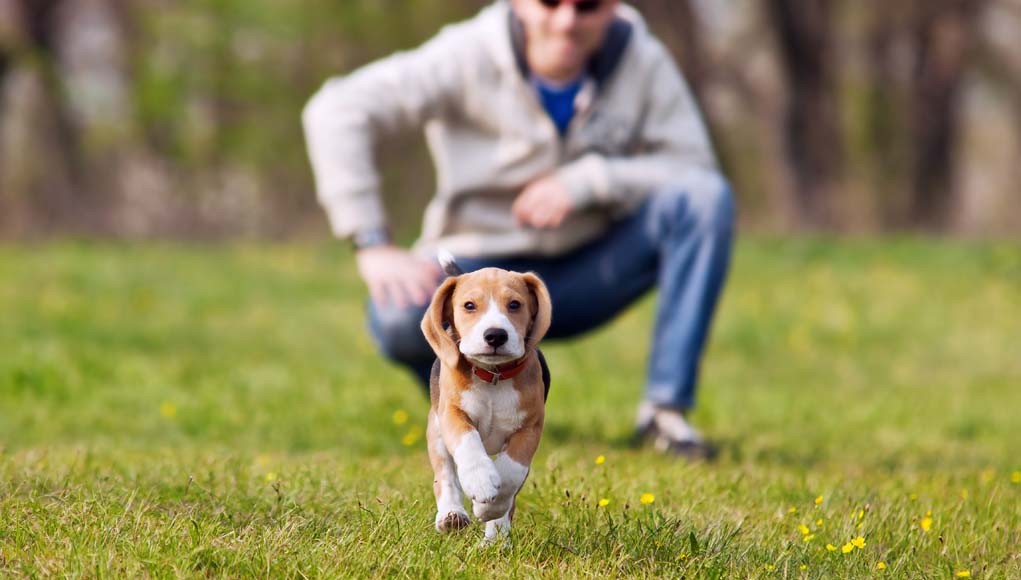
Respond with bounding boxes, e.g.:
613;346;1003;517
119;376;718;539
421;276;461;369
520;272;552;352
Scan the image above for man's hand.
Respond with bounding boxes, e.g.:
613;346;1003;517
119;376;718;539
356;246;442;309
512;174;575;229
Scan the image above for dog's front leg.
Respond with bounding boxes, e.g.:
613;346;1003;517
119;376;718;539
482;421;542;543
428;410;470;532
441;408;501;508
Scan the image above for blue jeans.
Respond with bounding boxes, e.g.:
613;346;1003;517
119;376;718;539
367;177;734;410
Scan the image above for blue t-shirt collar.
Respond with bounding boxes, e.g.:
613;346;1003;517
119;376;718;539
532;74;585;136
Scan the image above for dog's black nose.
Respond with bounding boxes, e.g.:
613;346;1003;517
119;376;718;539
483;328;508;347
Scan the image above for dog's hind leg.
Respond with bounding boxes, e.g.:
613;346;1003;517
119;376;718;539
428;410;470;532
482;500;513;546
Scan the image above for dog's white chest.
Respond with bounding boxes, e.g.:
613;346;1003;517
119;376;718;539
460;381;525;455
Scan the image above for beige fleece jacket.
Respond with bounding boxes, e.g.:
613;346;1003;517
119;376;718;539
302;1;719;258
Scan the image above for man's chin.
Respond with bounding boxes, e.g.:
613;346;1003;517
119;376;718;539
552;54;585;75
532;46;586;80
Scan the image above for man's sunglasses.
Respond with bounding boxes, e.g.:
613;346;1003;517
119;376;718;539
537;0;604;14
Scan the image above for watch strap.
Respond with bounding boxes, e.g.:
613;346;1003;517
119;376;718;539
352;227;392;249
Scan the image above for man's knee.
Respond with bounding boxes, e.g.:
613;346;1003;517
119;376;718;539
693;176;735;232
367;302;433;364
653;173;735;235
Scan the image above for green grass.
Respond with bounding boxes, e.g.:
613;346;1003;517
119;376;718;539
1;238;1019;578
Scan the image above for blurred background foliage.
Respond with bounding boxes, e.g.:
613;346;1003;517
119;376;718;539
0;0;1018;240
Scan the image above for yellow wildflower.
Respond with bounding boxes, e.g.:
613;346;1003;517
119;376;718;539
920;517;933;532
798;524;811;535
877;561;887;570
765;564;775;571
816;518;824;527
1011;471;1021;484
598;498;610;507
960;488;968;500
392;409;409;425
803;534;815;542
815;495;824;505
955;571;970;578
800;564;807;571
841;542;854;554
640;493;655;505
266;472;277;482
402;426;422;446
595;455;606;465
160;401;177;419
788;507;798;514
851;536;866;549
826;544;837;552
858;509;865;520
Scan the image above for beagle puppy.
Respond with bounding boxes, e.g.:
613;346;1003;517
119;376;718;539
421;254;551;544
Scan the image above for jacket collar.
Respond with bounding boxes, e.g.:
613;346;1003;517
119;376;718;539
508;11;633;90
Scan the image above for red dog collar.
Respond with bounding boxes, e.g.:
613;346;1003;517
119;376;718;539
473;354;530;384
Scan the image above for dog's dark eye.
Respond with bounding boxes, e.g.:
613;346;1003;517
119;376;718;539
464;301;476;312
508;300;521;311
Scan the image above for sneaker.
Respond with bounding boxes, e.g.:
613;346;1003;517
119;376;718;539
632;401;718;460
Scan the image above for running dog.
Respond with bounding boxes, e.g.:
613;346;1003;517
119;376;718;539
421;253;551;543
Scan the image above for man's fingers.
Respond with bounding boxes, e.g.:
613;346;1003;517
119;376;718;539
513;206;532;227
405;277;432;307
531;203;565;229
531;211;554;229
549;205;568;227
417;267;441;293
413;261;441;304
358;248;446;309
525;212;544;228
516;195;544;227
421;260;442;282
384;279;409;310
514;210;530;227
367;279;388;308
511;193;532;224
513;182;572;228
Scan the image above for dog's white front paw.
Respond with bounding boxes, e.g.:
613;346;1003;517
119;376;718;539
435;508;470;533
459;460;501;504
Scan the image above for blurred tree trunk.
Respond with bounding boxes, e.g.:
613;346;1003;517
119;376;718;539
907;0;987;230
0;1;11;198
864;1;911;228
0;0;157;236
768;0;843;229
973;6;1021;164
54;0;141;233
0;0;85;234
34;1;85;201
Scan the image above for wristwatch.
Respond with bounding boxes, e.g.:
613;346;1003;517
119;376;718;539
352;227;392;250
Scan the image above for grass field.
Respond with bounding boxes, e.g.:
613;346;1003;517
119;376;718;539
1;238;1020;578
